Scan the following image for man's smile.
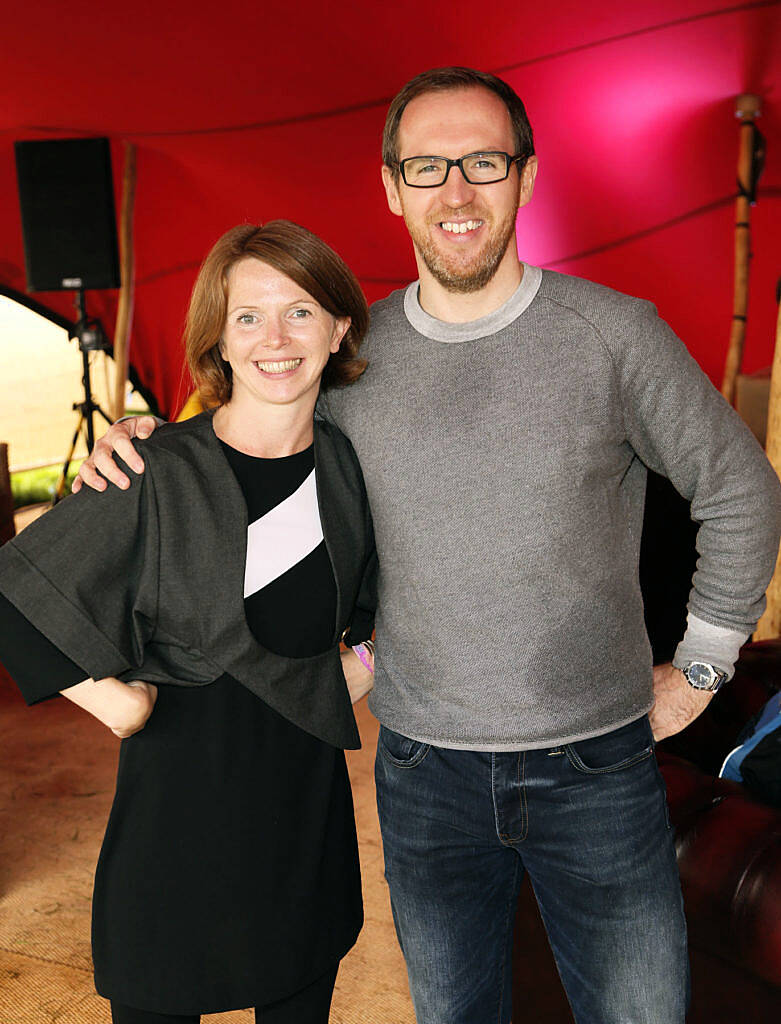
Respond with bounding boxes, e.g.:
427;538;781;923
438;219;484;235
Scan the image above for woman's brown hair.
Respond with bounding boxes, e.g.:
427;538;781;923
185;221;368;406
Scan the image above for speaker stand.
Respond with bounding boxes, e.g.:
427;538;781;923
53;290;115;504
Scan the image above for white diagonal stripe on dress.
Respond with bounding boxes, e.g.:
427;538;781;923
243;469;323;598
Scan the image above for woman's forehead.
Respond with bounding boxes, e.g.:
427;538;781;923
227;257;318;306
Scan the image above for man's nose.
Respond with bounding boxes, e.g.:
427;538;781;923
439;163;475;206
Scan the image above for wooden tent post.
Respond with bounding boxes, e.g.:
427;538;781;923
112;143;137;421
754;283;781;641
721;94;761;406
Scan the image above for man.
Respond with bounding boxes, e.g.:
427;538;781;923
75;67;781;1023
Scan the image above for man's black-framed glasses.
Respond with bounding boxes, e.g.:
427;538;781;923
397;151;525;188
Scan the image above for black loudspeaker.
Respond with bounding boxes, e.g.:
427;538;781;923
14;137;121;292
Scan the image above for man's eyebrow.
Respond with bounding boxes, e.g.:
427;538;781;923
402;148;506;158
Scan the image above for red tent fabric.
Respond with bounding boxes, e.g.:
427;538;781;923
2;0;779;416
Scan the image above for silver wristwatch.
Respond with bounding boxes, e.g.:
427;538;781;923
680;661;728;692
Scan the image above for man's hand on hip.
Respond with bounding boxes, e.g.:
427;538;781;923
71;415;159;493
649;662;714;741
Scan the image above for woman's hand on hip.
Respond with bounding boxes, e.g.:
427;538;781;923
109;680;159;738
61;676;158;737
341;647;374;704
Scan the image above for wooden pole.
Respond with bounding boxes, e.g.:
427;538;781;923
721;94;761;406
0;442;15;545
754;282;781;640
112;142;137;421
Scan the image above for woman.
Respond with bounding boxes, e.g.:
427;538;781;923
0;221;377;1023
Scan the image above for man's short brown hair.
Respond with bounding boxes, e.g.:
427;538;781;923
185;220;368;407
382;67;535;177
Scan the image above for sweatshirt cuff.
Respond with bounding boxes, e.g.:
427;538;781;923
672;612;748;680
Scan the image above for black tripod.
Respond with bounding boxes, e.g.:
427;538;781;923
54;289;114;503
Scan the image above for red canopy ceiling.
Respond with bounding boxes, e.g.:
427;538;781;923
2;0;779;415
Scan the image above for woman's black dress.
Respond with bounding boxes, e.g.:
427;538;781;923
0;442;362;1015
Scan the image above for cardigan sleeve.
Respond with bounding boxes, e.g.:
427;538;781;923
342;490;377;646
0;451;160;701
343;546;377;646
0;590;88;703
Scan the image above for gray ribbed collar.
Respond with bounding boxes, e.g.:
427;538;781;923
403;264;542;342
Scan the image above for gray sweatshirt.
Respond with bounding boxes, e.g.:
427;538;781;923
322;267;781;750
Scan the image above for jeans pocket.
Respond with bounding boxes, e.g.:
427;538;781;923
564;716;654;774
378;725;431;768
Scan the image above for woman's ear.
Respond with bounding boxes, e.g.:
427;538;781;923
330;317;351;353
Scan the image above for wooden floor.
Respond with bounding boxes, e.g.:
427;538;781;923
0;671;414;1023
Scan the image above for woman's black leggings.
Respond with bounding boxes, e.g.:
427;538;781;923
110;965;338;1024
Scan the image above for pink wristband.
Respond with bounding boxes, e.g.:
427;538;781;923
352;643;374;674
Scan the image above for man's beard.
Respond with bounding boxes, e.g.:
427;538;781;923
404;206;518;294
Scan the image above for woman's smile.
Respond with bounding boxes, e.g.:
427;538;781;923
254;357;304;375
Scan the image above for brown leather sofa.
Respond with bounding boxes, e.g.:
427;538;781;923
511;641;781;1022
660;639;781;1020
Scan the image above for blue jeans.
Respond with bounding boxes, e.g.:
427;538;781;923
375;715;688;1024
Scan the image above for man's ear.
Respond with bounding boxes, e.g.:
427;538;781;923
518;155;538;210
381;164;404;218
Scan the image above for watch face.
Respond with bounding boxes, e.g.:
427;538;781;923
684;662;727;690
687;662;715;688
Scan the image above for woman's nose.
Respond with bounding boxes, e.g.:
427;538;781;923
262;319;289;349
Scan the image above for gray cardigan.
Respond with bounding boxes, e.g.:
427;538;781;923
0;411;376;749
